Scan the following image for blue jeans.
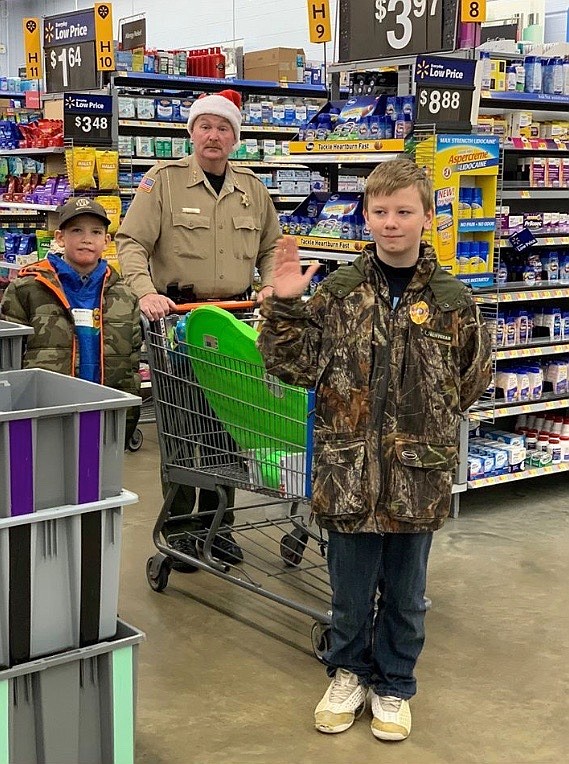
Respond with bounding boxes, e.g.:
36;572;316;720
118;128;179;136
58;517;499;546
325;530;433;700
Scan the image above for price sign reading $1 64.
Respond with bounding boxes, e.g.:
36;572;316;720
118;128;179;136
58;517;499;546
374;0;443;56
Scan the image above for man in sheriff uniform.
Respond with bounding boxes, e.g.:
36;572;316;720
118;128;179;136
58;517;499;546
117;89;280;565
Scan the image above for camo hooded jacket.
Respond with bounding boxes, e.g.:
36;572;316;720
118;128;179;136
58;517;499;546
1;258;141;397
258;243;492;534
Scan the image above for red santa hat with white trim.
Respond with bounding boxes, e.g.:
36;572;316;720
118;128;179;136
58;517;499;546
187;89;242;150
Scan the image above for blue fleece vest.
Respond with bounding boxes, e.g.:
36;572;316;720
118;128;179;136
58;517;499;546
47;253;107;383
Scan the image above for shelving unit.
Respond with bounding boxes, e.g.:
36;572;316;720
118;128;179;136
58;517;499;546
114;72;328;214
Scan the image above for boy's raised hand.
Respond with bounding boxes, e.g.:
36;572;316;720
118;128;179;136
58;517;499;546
273;235;320;300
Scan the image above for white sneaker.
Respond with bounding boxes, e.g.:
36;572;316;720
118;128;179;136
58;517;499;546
370;693;412;741
314;669;366;734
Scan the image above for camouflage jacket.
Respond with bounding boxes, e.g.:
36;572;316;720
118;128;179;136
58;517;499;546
258;244;492;534
0;259;141;396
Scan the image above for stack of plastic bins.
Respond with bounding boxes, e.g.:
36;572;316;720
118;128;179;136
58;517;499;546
0;368;143;763
0;620;144;764
0;320;33;372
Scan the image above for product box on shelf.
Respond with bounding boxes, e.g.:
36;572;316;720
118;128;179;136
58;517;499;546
0;368;140;517
0;490;138;668
290;97;407;154
0;619;144;764
0;320;32;372
282;191;371;253
243;47;305;83
416;134;500;287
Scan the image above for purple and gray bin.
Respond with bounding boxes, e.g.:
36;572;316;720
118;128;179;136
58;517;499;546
0;367;143;763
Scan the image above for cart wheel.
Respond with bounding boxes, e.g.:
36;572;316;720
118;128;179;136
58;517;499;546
146;555;170;592
127;428;143;452
311;622;331;662
280;527;309;567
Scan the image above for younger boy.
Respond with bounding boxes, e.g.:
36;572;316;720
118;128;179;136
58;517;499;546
1;197;140;440
257;159;491;742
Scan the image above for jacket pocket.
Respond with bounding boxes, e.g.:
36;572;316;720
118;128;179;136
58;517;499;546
172;213;210;259
232;215;261;260
311;435;366;518
387;438;458;523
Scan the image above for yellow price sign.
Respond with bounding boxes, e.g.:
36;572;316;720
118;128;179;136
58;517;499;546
461;0;487;22
307;0;332;43
22;18;43;80
94;2;115;71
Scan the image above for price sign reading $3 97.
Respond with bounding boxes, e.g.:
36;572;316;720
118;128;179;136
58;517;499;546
374;0;443;56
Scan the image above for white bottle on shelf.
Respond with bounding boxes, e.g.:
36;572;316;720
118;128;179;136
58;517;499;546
480;52;492;90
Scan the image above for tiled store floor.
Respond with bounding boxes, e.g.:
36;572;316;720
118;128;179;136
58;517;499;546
120;424;569;764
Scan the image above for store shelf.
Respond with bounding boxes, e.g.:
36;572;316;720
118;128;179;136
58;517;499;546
500;188;568;200
0;147;64;155
298;248;357;262
498;233;569;248
0;202;58;212
495;342;569;361
503;138;569;153
0;260;24;270
481;91;569;109
473;285;569;303
264;152;399;165
471;396;569;421
468;460;569;489
114;71;327;96
118;119;298;134
118;157;308;168
119;119;187;130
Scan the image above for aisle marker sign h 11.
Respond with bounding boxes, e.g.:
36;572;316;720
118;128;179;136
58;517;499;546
22;18;43;81
307;0;332;43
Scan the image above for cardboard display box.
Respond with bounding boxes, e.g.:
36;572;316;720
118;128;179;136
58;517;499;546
244;47;305;83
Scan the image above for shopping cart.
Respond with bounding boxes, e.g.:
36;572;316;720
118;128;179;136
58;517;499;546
143;302;332;658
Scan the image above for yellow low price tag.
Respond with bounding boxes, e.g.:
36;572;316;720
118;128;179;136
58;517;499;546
22;18;42;80
461;0;487;22
307;0;332;43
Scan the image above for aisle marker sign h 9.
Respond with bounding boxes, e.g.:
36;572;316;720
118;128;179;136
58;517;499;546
307;0;332;43
22;17;43;81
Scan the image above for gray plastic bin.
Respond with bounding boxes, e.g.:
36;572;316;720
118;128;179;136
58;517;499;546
0;490;138;668
0;619;144;764
0;369;140;517
0;321;32;372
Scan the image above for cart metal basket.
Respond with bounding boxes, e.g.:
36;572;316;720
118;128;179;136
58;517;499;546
143;303;331;658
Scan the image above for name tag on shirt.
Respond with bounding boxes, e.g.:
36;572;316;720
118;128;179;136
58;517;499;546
71;308;96;328
182;207;201;214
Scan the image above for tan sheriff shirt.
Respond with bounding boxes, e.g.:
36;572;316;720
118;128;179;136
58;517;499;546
116;154;280;300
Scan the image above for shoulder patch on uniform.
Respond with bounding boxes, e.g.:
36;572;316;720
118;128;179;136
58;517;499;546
232;165;257;178
137;176;155;193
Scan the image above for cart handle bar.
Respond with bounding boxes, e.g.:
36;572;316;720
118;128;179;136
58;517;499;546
171;300;256;313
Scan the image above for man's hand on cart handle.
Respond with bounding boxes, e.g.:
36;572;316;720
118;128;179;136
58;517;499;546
273;235;320;300
256;285;274;303
140;293;178;320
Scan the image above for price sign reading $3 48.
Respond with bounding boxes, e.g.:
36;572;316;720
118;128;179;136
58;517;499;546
374;0;443;56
